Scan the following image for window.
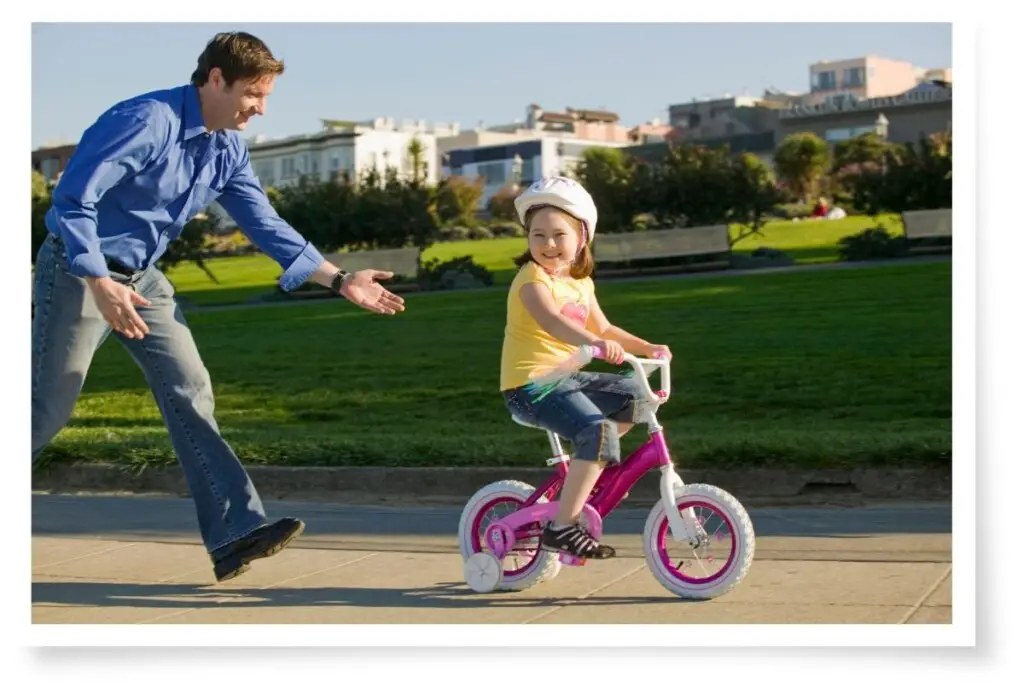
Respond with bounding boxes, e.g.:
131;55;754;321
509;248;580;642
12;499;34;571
843;67;865;88
281;157;296;178
330;155;340;170
476;161;506;186
255;161;276;185
814;70;836;92
826;125;882;142
40;158;58;180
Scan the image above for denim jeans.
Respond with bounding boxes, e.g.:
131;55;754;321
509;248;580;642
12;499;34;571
502;371;643;464
32;233;268;554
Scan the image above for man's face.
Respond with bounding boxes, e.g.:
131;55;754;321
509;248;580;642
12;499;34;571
208;69;275;131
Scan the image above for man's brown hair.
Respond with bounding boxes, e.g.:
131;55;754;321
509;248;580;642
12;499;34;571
191;32;285;87
513;206;595;279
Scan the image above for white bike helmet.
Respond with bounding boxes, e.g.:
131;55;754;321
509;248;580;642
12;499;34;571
514;176;598;244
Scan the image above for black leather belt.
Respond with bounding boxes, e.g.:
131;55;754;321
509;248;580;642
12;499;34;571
47;233;142;278
105;258;140;278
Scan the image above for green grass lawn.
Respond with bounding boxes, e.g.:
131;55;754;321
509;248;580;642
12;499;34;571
729;214;904;264
165;214;906;307
38;260;952;471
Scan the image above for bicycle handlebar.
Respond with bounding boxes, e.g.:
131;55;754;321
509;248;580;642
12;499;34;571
577;344;671;404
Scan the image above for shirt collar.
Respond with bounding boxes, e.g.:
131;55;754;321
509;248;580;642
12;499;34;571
183;84;209;141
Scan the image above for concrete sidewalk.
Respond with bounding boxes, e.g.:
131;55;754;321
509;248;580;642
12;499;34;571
31;494;952;625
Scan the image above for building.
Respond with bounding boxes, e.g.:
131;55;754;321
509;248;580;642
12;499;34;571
32;143;77;183
806;54;951;107
628;118;673;145
626;130;778;170
247;117;458;190
667;95;782;142
778;80;952;145
442;136;629;210
436;103;634;169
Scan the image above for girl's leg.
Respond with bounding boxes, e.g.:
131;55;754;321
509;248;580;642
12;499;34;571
503;377;624;559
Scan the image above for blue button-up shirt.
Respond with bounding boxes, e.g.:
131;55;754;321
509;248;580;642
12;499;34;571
45;84;324;291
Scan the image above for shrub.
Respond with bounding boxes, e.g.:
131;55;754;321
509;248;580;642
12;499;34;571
490;223;525;238
838;227;908;261
418;256;494;290
468;225;494;240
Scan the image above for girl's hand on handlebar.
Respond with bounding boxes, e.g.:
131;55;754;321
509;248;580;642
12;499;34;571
596;340;626;365
646;344;672;360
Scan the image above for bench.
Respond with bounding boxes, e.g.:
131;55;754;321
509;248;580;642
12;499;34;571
325;246;422;280
593;224;732;275
901;209;952;254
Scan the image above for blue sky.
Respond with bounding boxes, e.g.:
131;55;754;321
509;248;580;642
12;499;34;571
31;22;952;149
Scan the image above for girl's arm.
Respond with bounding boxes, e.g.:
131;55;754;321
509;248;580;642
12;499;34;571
586;292;657;356
520;283;603;347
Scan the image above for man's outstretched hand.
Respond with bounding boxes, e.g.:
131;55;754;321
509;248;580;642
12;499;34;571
339;269;406;315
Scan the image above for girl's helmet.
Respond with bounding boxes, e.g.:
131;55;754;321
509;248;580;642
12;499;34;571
513;176;598;244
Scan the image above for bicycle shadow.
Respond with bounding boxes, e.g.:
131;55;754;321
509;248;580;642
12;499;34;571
32;579;695;612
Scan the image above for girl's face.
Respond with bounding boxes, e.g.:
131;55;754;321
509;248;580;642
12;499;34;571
528;208;583;274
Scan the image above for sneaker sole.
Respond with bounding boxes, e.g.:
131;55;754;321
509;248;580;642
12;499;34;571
539;541;616;560
214;521;306;582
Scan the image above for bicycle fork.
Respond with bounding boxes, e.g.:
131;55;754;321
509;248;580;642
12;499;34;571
659;464;707;547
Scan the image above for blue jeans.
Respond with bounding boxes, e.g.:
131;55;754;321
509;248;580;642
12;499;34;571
502;372;643;464
32;233;268;554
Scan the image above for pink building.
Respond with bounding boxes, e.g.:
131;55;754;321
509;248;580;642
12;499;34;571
807;55;951;106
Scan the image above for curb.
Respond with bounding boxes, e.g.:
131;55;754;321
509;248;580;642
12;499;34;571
32;463;951;505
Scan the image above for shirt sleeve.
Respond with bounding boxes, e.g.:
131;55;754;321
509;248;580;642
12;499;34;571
48;110;163;278
215;143;325;292
511;262;549;294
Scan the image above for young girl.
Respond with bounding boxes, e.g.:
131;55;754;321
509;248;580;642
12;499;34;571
500;176;672;560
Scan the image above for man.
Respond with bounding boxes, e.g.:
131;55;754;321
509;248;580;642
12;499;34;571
32;32;405;582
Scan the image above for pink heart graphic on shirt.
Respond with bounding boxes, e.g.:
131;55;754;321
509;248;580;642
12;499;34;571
560;302;588;326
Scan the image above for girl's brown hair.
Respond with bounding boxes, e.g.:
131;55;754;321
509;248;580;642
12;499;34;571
513;206;594;279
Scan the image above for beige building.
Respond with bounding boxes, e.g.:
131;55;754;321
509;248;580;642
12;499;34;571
807;55;951;106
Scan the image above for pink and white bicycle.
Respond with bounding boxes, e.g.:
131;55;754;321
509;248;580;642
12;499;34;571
458;345;755;600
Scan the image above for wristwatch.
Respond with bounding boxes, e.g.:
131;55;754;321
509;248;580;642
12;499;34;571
329;270;350;295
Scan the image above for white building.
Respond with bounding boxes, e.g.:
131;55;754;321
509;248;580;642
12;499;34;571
247;117;459;189
442;136;628;210
206;117;459;229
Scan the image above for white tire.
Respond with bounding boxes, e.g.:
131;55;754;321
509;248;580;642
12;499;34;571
642;483;755;600
458;479;561;591
464;552;504;593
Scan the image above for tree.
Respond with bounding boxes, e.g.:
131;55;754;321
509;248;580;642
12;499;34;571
405;137;428;186
832;132;891;172
572;147;638;233
773;132;832;203
487;183;520;222
846;130;952;216
729;153;783;245
435;175;483;227
647;143;736;228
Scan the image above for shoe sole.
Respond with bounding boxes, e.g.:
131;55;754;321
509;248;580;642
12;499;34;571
539;540;616;560
214;521;306;582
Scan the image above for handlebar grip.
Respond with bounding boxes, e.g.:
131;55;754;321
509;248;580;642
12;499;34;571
588;344;606;360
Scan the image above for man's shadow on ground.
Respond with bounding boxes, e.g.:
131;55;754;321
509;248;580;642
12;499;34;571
32;579;693;612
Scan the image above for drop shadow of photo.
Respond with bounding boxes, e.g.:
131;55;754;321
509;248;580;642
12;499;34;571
32;579;693;613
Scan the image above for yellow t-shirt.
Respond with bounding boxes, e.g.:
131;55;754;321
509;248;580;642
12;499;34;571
500;261;595;391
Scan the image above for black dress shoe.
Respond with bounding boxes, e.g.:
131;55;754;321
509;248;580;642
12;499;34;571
210;517;305;582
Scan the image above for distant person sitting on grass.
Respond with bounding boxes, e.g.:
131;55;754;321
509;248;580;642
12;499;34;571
32;31;405;583
810;197;830;219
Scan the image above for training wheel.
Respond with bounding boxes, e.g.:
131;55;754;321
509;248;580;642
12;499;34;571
464;551;504;593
